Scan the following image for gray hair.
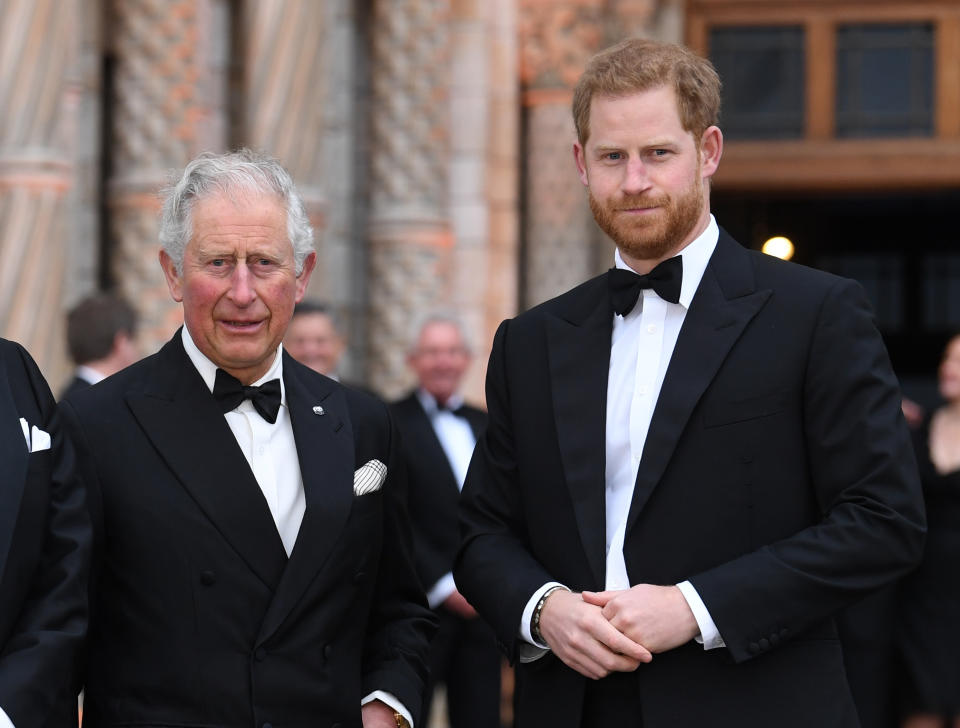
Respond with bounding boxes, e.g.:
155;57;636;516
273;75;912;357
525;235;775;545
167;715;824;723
159;148;315;275
408;312;473;355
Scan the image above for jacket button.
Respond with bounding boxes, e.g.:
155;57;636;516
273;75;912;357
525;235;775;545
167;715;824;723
769;633;780;646
780;627;789;637
263;724;272;728
354;571;366;584
255;647;267;661
759;638;770;650
748;642;760;654
323;644;333;659
200;570;216;586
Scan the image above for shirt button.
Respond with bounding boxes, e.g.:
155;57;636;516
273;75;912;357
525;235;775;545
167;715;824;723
638;386;648;395
258;446;265;455
647;325;657;333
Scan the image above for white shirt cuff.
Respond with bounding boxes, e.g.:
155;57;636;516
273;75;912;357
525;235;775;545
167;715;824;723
516;581;569;662
426;573;457;609
0;705;14;728
362;691;413;728
676;580;725;650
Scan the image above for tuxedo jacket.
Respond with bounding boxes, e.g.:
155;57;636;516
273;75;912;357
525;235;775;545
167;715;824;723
390;392;487;595
455;230;926;727
60;331;434;728
0;339;89;727
59;375;91;402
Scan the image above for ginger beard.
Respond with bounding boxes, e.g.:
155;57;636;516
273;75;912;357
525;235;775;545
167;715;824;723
588;162;705;262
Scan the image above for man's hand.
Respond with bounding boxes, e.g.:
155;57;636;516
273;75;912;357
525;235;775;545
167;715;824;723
361;700;401;727
581;584;699;654
538;588;652;679
443;590;477;619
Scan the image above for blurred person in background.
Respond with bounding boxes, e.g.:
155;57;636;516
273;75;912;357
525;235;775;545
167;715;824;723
899;334;960;728
284;300;375;395
390;315;501;728
60;293;139;400
283;300;346;378
0;338;89;727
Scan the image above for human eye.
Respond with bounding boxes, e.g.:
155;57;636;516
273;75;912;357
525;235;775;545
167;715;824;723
603;151;624;162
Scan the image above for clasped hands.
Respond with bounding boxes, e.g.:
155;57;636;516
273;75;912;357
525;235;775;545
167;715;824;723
538;584;699;680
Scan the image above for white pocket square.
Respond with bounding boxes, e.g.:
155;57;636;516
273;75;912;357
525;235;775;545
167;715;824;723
353;459;387;496
19;418;51;453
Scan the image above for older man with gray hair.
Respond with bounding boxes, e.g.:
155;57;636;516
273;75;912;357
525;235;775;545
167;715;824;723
61;149;434;728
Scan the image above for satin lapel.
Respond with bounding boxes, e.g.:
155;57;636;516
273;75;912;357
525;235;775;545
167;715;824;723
547;283;613;589
125;335;287;590
258;356;352;641
625;235;772;534
0;358;27;578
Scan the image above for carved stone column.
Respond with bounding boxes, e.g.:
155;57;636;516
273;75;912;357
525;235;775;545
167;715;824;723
0;0;79;378
106;0;228;354
518;0;667;308
238;0;327;253
367;0;452;398
237;0;371;378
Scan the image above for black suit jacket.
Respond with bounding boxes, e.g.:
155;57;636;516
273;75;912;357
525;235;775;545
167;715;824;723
455;230;926;727
390;392;486;593
59;374;92;402
61;331;434;728
0;339;89;727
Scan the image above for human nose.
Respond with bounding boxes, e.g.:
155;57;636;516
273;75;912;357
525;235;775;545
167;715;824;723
622;158;652;195
227;261;257;306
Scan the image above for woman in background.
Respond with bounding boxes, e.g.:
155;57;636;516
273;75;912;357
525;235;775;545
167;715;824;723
900;334;960;728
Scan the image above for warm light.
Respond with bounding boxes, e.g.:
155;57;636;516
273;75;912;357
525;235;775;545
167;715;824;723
762;236;795;260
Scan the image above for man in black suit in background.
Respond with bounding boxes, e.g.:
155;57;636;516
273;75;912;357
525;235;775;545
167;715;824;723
0;338;89;727
61;149;434;728
60;293;139;401
391;316;500;728
455;39;925;727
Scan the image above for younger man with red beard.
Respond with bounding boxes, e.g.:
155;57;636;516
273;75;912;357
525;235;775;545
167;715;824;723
455;38;924;728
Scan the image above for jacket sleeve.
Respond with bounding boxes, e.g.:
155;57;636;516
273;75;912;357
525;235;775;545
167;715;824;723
689;278;926;662
0;344;90;726
455;320;556;662
359;406;437;725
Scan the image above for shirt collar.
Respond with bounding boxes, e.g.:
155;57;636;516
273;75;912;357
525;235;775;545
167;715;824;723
180;326;287;405
613;214;719;309
416;388;464;415
75;365;106;385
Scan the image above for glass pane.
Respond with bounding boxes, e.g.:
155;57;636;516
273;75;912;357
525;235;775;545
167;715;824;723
710;26;805;140
923;255;960;330
836;23;934;138
817;254;904;331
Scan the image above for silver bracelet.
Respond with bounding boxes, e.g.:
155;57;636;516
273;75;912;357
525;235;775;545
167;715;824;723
531;585;568;644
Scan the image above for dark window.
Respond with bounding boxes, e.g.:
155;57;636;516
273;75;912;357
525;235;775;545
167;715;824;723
817;254;905;331
923;255;960;330
836;23;934;138
710;26;805;140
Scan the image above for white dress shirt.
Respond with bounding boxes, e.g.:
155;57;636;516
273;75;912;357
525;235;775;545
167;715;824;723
520;216;725;656
182;328;304;555
181;328;414;726
76;364;106;385
416;389;478;608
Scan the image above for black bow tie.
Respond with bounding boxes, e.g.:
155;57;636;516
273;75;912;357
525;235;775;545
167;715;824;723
213;369;282;424
608;256;683;315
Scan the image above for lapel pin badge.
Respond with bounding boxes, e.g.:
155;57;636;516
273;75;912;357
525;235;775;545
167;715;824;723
312;405;325;416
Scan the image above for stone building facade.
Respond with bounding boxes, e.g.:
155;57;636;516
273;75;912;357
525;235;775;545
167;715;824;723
0;0;681;398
